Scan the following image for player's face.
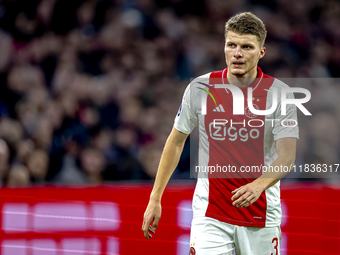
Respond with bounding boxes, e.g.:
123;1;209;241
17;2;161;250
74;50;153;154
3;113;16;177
224;31;266;78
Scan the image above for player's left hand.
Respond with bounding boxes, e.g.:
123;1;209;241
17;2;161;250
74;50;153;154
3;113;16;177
231;181;265;208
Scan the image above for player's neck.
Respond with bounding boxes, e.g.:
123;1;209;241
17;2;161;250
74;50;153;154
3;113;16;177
227;67;258;88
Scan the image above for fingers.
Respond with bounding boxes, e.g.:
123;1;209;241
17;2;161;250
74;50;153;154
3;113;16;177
147;225;154;239
231;186;242;195
232;191;250;207
231;186;254;207
141;213;149;233
247;197;257;207
232;183;262;208
143;222;157;240
231;188;246;201
232;187;257;208
149;225;155;234
142;216;153;240
152;217;160;230
237;196;255;208
142;215;160;240
142;201;161;240
142;222;153;240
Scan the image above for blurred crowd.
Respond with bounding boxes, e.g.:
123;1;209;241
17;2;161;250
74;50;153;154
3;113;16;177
0;0;339;187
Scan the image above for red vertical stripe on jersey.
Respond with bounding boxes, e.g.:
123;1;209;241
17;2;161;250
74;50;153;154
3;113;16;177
204;67;275;227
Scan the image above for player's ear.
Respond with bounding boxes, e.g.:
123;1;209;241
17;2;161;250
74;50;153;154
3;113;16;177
259;47;266;59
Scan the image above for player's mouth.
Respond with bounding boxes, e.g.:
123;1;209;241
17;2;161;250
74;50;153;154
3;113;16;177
232;61;245;68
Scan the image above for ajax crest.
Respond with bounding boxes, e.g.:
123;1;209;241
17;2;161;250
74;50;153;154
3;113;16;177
245;104;259;118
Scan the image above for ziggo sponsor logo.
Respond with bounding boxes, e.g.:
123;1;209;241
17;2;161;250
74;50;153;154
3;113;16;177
209;119;297;141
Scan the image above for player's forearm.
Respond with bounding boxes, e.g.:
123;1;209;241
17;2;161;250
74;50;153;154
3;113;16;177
254;153;296;190
149;131;187;202
254;138;297;190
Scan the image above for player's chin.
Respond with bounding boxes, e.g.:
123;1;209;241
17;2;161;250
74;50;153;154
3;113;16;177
230;69;245;76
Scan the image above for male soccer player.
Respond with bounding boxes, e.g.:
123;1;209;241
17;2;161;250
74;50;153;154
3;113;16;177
142;12;298;255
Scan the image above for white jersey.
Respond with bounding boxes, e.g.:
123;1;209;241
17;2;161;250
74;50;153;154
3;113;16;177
174;67;299;227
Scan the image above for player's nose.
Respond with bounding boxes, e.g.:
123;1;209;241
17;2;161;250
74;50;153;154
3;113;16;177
234;46;243;58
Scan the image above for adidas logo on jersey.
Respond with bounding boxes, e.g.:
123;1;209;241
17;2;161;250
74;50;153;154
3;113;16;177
213;104;225;112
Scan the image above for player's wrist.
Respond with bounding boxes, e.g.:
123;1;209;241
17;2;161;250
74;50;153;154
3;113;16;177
150;193;162;203
253;178;269;191
149;198;161;204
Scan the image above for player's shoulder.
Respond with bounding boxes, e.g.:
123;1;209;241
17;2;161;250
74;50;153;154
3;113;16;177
260;68;291;90
270;77;291;90
267;77;295;99
182;72;212;96
190;72;212;87
186;68;226;89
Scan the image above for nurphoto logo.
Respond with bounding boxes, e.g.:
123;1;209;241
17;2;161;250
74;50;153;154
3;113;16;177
198;83;311;116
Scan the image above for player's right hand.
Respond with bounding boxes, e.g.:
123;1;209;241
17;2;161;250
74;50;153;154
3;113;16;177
142;200;161;240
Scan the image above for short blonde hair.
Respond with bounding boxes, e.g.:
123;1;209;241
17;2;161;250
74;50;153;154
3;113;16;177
225;12;267;47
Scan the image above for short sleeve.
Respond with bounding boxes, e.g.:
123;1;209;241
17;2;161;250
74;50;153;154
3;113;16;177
174;85;198;134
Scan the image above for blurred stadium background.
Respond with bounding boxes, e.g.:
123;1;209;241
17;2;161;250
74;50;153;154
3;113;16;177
0;0;338;254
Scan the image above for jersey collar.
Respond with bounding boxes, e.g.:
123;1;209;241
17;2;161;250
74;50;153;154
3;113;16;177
222;66;264;91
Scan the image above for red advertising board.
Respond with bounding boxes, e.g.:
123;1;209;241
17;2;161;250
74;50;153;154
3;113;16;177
0;183;339;255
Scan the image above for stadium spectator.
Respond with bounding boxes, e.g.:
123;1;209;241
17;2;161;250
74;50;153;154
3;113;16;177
0;0;338;186
26;149;49;184
7;163;30;187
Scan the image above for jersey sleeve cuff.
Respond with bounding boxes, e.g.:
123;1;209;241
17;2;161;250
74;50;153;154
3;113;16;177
173;124;191;135
274;133;299;141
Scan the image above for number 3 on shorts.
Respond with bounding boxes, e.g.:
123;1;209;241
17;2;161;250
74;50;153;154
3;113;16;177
271;237;278;255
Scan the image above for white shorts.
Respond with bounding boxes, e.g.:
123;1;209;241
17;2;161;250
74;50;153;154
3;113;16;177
189;217;281;255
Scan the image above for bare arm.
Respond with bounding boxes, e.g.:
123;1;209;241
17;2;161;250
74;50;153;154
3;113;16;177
231;137;297;208
142;127;189;239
